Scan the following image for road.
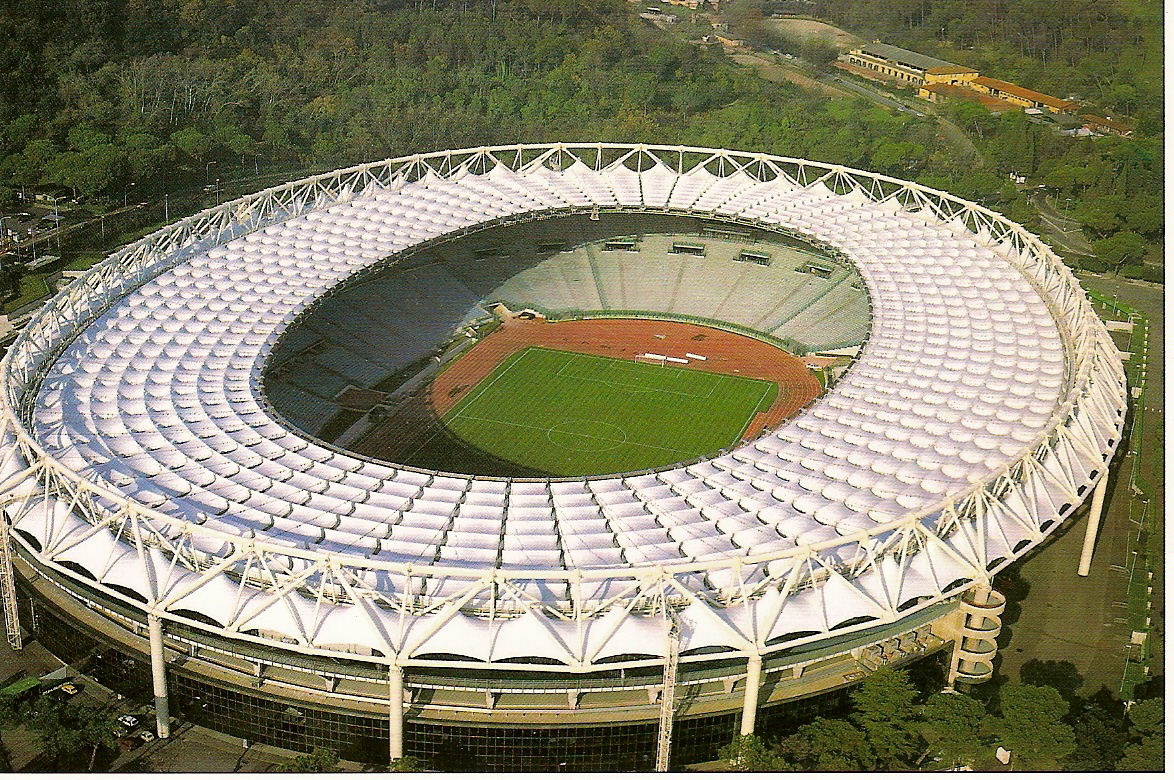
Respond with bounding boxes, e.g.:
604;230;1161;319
1031;192;1096;259
729;52;853;100
724;47;984;169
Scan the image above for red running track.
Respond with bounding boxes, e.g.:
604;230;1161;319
430;317;822;440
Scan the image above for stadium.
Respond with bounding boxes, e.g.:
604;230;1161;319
0;144;1126;770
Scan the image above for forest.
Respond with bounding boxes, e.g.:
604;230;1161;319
0;0;1162;282
719;665;1163;772
0;0;938;205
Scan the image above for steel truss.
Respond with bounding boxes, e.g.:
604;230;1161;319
0;144;1126;678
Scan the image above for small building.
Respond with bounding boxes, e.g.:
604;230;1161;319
917;83;1017;113
841;43;977;87
970;77;1080;114
1080;114;1133;137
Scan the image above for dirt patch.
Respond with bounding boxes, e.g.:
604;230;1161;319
730;53;851;99
764;18;862;52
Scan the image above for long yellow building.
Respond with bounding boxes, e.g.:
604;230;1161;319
843;43;977;87
970;76;1080;114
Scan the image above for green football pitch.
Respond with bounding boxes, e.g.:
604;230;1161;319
441;347;778;476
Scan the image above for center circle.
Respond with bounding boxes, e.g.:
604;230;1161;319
547;419;628;452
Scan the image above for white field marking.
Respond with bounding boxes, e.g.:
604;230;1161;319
732;377;777;440
451;413;699;458
444;346;537;421
553;353;720;399
546;419;629;452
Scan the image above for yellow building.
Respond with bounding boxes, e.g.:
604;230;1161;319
842;43;977;87
917;83;1017;113
970;76;1080;114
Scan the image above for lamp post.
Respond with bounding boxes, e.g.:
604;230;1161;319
164;193;169;222
123;181;135;208
215;177;220;203
49;195;61;250
1063;197;1073;216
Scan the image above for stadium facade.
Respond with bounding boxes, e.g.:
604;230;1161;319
0;144;1126;770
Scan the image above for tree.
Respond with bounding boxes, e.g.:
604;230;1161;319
1126;697;1163;736
1064;702;1129;771
949;101;998;141
388;755;426;771
0;693;23;772
850;666;920;768
170;127;213;164
1073;196;1125;237
27;699;117;771
1123;195;1164;239
985;684;1076;770
1091;231;1147;271
718;734;793;771
920;691;986;768
1113;696;1164;770
1117;734;1162;771
275;746;340;772
781;717;875;771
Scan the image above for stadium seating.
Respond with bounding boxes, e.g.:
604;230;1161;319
26;152;1105;641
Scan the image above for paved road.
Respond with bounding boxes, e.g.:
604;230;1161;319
729;52;853;100
1032;193;1096;258
819;73;926;116
725;49;986;170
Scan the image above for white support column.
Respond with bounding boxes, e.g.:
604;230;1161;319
147;614;171;739
1078;474;1110;577
388;664;405;762
739;654;762;736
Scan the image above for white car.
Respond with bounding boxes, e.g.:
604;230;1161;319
116;714;139;729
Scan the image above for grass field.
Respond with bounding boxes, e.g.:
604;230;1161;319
441;347;778;476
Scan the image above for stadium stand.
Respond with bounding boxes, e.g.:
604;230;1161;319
2;145;1124;771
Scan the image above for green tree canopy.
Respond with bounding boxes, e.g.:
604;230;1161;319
27;699;117;771
718;734;794;771
1091;231;1147;270
275;746;340;772
387;755;426;772
849;666;920;768
781;717;875;771
985;684;1076;770
921;691;986;768
1127;697;1164;735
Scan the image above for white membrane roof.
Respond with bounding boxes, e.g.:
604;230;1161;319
2;145;1125;663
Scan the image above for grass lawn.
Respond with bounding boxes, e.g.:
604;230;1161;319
441;346;777;476
3;273;50;314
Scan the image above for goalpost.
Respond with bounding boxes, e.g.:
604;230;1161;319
633;352;667;366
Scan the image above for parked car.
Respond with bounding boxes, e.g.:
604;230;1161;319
117;714;139;729
45;681;81;699
134;729;156;743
